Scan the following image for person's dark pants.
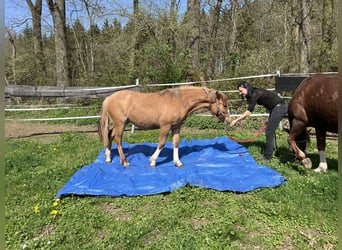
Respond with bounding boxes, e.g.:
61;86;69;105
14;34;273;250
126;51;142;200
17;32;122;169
264;104;288;160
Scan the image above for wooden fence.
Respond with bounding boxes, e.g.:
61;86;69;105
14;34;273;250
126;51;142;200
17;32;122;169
5;73;318;99
5;84;138;98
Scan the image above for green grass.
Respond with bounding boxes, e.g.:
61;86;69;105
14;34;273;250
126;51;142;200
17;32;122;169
5;127;337;249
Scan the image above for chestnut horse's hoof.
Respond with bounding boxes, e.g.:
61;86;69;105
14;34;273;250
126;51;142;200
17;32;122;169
302;158;312;169
314;163;327;173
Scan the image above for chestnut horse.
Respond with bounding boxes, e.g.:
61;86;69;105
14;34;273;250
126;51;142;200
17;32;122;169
287;74;338;172
98;86;231;167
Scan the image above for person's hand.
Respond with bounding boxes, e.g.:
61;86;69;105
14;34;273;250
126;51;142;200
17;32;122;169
230;119;238;127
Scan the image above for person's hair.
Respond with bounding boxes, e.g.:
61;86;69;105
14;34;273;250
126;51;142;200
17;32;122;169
237;81;249;89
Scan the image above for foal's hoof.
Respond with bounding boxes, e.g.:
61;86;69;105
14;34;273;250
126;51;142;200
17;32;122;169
149;159;157;167
174;162;184;168
121;160;130;167
104;153;112;163
302;158;312;169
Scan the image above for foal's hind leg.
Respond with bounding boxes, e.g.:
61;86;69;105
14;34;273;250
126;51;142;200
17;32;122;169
104;128;114;163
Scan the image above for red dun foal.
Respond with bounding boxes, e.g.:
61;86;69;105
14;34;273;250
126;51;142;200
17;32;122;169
98;86;231;167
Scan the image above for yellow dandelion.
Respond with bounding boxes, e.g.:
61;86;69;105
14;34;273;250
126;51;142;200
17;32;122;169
34;204;40;213
53;199;60;207
50;210;59;218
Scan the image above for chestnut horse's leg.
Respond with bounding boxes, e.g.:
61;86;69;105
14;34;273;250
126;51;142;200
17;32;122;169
172;126;183;168
150;126;171;167
314;128;327;173
114;122;129;167
288;118;312;168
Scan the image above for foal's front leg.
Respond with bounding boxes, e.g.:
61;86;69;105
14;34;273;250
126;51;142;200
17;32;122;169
114;124;129;167
150;126;170;167
172;127;183;168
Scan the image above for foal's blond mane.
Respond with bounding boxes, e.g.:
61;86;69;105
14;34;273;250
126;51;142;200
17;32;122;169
159;86;209;99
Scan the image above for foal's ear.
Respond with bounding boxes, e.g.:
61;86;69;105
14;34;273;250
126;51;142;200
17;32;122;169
209;90;217;102
216;91;227;102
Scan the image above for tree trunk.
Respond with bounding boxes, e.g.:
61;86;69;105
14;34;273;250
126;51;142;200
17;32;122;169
318;0;335;71
127;0;139;80
208;0;222;79
82;0;95;75
186;0;201;80
26;0;47;83
6;29;17;84
46;0;70;87
298;0;311;73
169;0;177;54
226;0;238;75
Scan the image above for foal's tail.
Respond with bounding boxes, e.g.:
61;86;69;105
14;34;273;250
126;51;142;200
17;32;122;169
98;99;110;147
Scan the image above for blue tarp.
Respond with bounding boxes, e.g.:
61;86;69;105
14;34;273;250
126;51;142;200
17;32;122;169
56;137;286;198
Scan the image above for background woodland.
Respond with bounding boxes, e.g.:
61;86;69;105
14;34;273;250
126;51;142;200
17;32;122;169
5;0;338;87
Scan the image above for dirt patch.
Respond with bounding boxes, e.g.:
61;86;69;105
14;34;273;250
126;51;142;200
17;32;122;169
5;120;98;139
100;203;132;221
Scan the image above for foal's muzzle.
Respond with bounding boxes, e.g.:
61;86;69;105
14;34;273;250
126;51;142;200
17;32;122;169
217;110;231;124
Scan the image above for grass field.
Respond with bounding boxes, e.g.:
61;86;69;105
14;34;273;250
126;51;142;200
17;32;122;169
5;122;337;249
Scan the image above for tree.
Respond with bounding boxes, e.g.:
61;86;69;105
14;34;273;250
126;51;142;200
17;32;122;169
186;0;201;80
26;0;47;83
206;0;223;79
69;19;87;82
318;0;336;71
5;29;17;84
46;0;70;87
298;0;311;73
4;0;338;87
226;0;238;75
